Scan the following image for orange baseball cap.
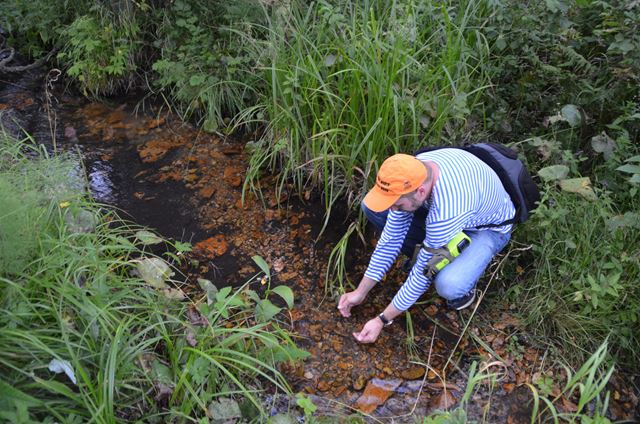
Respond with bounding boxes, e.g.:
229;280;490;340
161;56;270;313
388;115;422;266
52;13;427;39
363;154;428;212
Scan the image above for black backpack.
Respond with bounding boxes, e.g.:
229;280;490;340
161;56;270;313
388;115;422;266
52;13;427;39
415;142;540;228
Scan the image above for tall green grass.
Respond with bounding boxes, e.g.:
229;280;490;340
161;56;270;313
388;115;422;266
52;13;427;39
0;134;305;422
242;0;494;221
513;185;639;370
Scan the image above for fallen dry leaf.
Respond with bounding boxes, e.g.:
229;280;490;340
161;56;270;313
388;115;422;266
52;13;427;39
194;235;228;257
199;186;216;199
273;258;285;273
400;366;426;380
430;390;457;410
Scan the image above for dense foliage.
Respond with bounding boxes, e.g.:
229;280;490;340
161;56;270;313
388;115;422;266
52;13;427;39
2;0;639;405
0;135;306;422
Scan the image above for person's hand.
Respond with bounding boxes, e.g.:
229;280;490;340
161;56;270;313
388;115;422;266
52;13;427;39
353;317;383;343
337;290;366;317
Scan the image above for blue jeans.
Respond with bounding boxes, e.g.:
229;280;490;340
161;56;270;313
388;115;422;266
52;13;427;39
361;201;511;300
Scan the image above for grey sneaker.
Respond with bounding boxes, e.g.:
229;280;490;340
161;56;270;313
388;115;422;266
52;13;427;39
447;289;477;310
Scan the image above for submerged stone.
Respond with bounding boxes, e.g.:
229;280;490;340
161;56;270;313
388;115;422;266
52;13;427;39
354;378;402;414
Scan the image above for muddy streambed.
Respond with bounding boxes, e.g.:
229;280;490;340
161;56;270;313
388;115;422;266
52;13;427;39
1;69;638;422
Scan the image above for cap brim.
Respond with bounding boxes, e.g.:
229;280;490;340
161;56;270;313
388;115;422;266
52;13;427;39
363;185;400;212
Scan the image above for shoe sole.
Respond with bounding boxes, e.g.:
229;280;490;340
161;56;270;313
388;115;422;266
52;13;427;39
452;290;477;310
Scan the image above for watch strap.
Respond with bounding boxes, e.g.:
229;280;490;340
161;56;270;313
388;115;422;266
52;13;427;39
378;313;393;326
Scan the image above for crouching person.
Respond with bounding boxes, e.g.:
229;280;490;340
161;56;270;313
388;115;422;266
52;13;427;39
338;149;513;343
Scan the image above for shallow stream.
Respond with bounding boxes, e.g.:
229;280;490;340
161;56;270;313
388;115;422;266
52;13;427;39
1;67;637;422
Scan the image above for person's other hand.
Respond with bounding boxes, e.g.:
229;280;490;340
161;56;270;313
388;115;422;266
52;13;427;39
337;290;366;317
353;318;383;343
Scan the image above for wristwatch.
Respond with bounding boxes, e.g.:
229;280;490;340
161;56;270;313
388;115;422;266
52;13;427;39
378;313;394;327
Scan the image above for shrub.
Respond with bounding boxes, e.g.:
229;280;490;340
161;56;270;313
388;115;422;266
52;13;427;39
152;0;266;132
57;4;144;96
513;179;639;368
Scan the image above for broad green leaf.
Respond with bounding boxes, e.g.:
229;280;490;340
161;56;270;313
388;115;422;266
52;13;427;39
559;177;597;201
545;0;568;13
616;164;640;174
209;398;241;423
272;285;294;308
606;212;640;232
268;413;297;424
151;359;174;385
245;289;261;304
174;241;192;253
561;104;582;127
252;255;271;279
590;132;616;161
217;286;232;301
256;299;281;322
135;230;163;245
537;165;569;182
296;393;317;415
136;258;172;288
198;278;217;305
189;74;205;86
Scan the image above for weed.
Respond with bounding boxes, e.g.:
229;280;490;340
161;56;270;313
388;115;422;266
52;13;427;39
0;133;306;422
243;0;493;227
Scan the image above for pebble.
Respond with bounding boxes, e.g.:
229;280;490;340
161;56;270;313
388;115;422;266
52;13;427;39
400;366;426;380
304;371;314;380
353;375;367;391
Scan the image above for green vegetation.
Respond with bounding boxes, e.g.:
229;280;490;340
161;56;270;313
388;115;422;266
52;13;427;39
0;134;307;422
3;0;640;420
242;0;492;217
416;342;613;423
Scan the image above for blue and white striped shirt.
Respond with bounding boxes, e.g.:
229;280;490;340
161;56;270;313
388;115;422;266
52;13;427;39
364;148;515;311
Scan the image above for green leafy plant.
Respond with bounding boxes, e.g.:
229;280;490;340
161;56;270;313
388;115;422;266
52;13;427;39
58;6;141;96
0;132;307;422
527;341;613;423
152;0;265;132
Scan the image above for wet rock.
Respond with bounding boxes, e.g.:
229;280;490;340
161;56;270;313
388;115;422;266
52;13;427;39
317;380;331;392
425;305;438;316
64;209;97;234
352;375;367;391
400;366;426;380
397;379;425;394
430;390;457;410
193;235;228;257
354;378;402;414
223;165;243;187
64;126;78;142
199;186;216;199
